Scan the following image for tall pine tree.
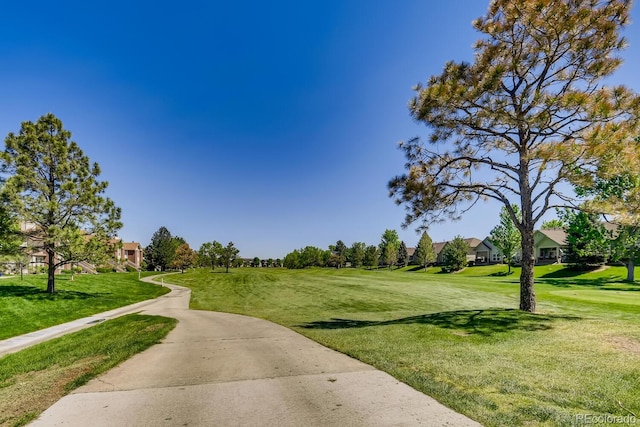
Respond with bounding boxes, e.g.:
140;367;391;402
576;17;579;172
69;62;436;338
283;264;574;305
1;114;121;293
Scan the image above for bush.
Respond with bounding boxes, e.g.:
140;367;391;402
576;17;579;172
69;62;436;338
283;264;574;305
125;265;138;272
441;236;470;272
31;266;47;274
96;267;115;274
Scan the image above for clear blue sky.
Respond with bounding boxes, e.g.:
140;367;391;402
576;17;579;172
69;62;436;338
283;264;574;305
1;1;639;258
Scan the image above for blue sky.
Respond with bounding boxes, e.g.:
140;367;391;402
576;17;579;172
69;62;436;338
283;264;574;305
1;1;639;258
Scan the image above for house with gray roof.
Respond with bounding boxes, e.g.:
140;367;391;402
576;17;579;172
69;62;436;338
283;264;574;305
533;228;567;264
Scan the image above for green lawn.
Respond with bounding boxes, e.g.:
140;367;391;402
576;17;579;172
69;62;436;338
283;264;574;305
166;266;640;427
0;314;176;427
0;272;170;340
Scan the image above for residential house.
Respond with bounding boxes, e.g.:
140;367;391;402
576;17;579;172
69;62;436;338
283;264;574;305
477;237;524;265
18;222;50;273
114;240;144;269
533;228;567;264
433;241;448;265
472;238;496;264
534;223;618;265
406;247;416;264
464;237;484;264
11;222;143;274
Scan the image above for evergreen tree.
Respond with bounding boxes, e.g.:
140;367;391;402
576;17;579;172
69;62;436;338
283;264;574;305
349;242;366;268
1;113;122;292
441;236;469;273
559;209;610;269
388;0;639;312
0;204;21;256
145;226;175;271
414;231;436;271
397;241;408;268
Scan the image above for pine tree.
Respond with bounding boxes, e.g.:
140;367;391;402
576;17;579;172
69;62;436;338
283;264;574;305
397;241;408;268
389;0;639;312
1;113;121;293
415;231;436;271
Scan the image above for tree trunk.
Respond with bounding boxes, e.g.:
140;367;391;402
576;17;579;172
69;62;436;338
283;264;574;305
627;259;635;282
518;148;536;313
520;227;536;312
47;248;56;294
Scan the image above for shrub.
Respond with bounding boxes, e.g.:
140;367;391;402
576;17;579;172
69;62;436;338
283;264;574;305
441;236;470;272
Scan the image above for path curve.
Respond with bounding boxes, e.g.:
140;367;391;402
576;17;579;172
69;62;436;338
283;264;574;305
30;276;481;426
0;275;185;357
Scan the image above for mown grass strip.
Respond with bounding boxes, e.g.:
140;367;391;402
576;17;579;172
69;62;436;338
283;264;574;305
0;272;169;340
0;314;177;427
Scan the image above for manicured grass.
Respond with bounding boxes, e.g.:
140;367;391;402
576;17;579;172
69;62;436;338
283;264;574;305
0;272;170;340
0;314;177;427
167;266;640;427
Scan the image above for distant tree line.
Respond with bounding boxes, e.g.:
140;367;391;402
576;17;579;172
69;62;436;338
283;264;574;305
144;226;285;273
144;226;242;273
282;229;437;270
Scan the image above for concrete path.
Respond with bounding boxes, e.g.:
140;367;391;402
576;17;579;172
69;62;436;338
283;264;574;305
0;282;182;356
26;276;481;426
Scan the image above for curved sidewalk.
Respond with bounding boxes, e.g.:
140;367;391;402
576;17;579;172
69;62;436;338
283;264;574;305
11;275;481;426
0;276;187;357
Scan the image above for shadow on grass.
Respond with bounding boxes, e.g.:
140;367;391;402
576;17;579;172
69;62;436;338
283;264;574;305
536;277;625;288
539;266;605;279
490;271;515;277
298;309;580;336
0;285;99;300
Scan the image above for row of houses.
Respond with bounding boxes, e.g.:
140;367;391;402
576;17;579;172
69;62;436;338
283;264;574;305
407;228;568;266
